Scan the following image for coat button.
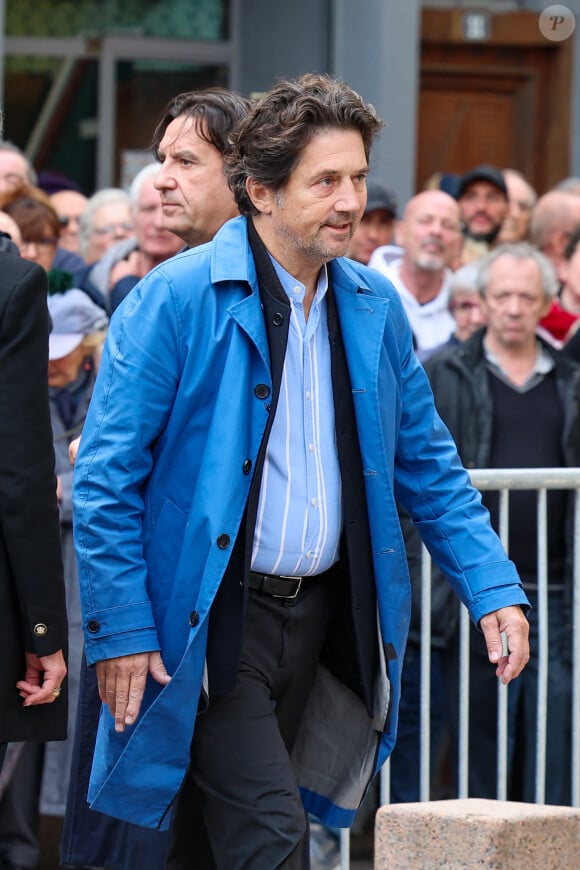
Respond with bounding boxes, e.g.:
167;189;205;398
242;459;252;474
33;623;48;636
188;611;199;627
87;620;100;633
254;384;270;399
272;312;284;326
217;534;230;549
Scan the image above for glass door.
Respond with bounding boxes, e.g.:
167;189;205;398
3;0;233;193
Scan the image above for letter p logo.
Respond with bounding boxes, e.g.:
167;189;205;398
539;5;576;41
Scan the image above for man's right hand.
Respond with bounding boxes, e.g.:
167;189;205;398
96;651;171;732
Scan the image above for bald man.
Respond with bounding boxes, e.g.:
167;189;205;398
369;190;463;359
529;189;580;345
530;189;580;283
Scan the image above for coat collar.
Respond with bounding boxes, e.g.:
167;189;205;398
209;218;269;369
329;258;392;391
210;215;393;304
210;216;257;286
209;217;393;383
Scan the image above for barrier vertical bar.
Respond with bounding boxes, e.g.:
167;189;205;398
457;603;470;798
572;488;580;807
339;828;349;870
496;487;510;801
419;545;432;802
535;489;548;804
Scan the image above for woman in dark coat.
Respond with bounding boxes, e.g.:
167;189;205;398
40;289;108;819
0;288;105;869
0;250;67;765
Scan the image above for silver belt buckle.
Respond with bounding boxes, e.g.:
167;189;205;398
275;575;302;599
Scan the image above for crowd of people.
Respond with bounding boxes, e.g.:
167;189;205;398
3;70;577;870
309;161;580;867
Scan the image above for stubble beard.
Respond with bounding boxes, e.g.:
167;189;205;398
465;220;503;245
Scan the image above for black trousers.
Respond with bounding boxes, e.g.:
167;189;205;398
0;742;43;868
166;573;336;870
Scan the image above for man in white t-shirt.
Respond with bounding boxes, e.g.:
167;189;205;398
369;189;462;360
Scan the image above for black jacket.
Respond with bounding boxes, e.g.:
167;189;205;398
424;328;580;470
0;253;67;742
414;329;580;642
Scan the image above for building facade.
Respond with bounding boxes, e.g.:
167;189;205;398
3;0;579;206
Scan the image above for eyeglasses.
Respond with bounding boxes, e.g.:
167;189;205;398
58;215;81;228
92;222;133;236
21;236;58;248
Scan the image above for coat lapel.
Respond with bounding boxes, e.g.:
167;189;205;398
227;291;271;374
330;262;391;412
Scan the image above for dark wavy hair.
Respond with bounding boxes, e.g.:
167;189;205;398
151;88;252;159
224;73;383;217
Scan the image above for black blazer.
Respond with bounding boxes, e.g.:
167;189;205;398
0;253;67;743
207;224;378;715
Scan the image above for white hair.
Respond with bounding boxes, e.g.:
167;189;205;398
448;261;481;301
476;242;559;302
78;187;132;258
129;162;161;208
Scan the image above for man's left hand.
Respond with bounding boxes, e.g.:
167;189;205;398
480;605;530;684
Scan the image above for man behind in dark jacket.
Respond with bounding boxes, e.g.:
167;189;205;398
60;87;251;870
425;241;580;805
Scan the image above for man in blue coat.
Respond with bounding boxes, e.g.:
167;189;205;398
73;74;530;869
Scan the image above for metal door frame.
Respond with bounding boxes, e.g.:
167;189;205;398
4;29;236;188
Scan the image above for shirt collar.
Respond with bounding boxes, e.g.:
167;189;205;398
269;255;329;307
483;337;555;392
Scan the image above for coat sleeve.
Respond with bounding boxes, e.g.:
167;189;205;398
387;299;529;625
0;256;67;657
73;269;184;665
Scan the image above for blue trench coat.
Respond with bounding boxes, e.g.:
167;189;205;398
73;216;528;830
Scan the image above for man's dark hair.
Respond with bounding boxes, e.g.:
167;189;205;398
151;88;252;159
224;73;384;217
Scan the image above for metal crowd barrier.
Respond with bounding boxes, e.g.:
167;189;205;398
338;467;580;870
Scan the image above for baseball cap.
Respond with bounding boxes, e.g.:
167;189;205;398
47;289;108;360
364;180;398;218
456;165;508;200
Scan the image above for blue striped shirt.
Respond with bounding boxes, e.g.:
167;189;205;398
251;259;342;576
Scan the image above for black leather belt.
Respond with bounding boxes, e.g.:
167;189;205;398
248;571;303;599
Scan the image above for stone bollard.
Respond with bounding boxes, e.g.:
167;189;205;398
374;798;580;869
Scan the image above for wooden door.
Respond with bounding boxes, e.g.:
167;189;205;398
417;10;573;195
